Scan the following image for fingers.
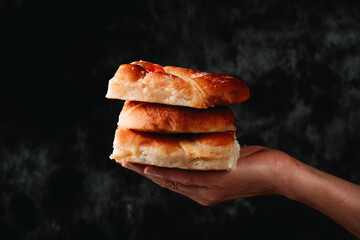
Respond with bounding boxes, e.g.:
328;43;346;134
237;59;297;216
121;161;200;188
144;166;194;186
120;162;202;197
144;165;226;187
120;161;147;176
145;174;200;194
119;161;224;206
121;161;229;189
144;174;214;205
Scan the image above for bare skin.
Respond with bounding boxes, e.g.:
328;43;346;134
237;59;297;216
120;145;360;238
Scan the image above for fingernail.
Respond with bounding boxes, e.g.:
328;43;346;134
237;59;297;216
117;161;127;168
122;162;139;172
144;168;158;177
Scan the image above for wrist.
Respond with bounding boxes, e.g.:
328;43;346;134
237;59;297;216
275;157;316;202
267;151;302;198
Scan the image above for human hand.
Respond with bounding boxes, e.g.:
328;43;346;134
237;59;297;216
120;145;296;206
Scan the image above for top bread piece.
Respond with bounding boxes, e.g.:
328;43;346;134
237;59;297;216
106;60;250;109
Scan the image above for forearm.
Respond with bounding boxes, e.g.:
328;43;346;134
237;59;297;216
280;159;360;238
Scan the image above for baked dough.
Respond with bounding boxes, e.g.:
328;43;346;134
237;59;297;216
118;101;236;133
106;61;250;108
110;127;240;170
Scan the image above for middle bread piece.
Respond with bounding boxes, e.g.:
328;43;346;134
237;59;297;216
118;101;236;134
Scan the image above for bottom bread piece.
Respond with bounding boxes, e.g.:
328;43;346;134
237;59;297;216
110;127;240;170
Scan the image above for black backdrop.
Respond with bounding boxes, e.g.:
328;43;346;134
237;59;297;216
1;0;360;239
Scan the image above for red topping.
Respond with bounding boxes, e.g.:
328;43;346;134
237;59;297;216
146;64;165;73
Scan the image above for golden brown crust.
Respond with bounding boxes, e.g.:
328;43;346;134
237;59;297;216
118;101;236;133
114;64;146;82
115;127;234;148
110;127;239;170
106;60;250;108
163;66;250;105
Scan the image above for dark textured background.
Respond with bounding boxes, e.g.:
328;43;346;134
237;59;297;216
1;0;360;239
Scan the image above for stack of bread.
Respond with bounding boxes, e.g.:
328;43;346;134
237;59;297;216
106;61;250;170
